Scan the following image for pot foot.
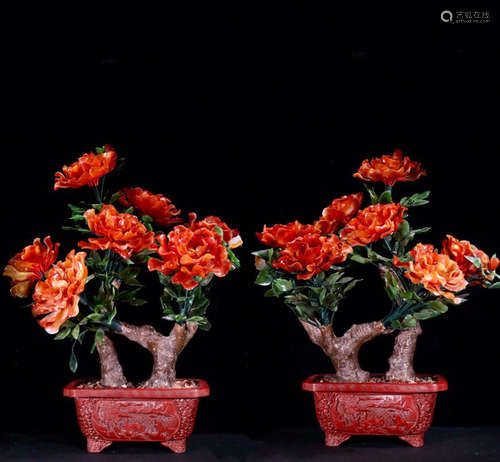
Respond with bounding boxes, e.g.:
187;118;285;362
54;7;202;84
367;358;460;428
161;439;186;453
325;431;351;447
86;438;112;453
399;433;424;448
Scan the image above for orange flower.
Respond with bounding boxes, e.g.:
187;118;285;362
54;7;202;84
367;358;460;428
441;235;499;284
314;192;364;234
148;225;231;290
393;243;467;303
272;233;352;280
340;203;406;246
54;145;117;190
78;204;156;259
3;236;60;298
119;187;183;227
188;213;242;249
353;149;426;186
256;221;316;248
31;250;87;334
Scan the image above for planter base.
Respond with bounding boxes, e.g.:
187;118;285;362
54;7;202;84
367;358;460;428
87;437;113;453
399;433;425;448
161;439;187;453
303;374;447;448
64;379;209;453
325;430;351;447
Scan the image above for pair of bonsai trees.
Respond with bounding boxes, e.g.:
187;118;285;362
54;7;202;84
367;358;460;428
4;147;499;388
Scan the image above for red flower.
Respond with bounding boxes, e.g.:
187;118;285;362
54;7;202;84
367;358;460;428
148;225;232;290
393;243;467;303
119;187;182;227
314;192;364;234
256;221;316;248
441;235;499;284
188;213;242;249
340;203;406;246
353;149;426;186
31;250;87;334
54;145;117;190
78;204;156;259
3;236;60;298
272;233;352;280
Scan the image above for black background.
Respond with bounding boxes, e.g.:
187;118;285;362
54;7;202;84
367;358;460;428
1;4;499;439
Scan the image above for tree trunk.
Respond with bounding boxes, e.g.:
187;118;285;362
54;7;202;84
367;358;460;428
385;322;422;381
300;320;388;382
379;264;423;382
95;333;128;388
115;321;198;388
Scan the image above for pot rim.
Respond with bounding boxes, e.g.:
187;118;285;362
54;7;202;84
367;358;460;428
302;374;448;393
63;378;210;398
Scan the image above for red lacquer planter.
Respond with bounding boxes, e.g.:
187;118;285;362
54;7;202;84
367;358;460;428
303;374;447;448
63;379;210;453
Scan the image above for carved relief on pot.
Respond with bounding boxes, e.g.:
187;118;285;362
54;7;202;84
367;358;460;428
331;393;420;434
173;398;200;438
412;393;438;433
90;399;181;441
315;392;438;436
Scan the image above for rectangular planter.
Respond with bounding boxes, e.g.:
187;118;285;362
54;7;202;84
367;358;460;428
64;378;210;453
303;374;447;447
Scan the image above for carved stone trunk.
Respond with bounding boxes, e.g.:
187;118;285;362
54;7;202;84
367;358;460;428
64;379;210;453
303;374;447;448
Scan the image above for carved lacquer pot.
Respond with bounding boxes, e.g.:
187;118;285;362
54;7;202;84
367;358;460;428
303;374;447;448
64;379;209;453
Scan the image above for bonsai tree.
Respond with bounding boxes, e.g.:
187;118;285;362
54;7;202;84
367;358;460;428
253;149;499;382
3;145;242;388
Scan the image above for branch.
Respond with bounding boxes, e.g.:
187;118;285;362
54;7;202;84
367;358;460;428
299;320;337;357
115;320;199;387
341;321;390;347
